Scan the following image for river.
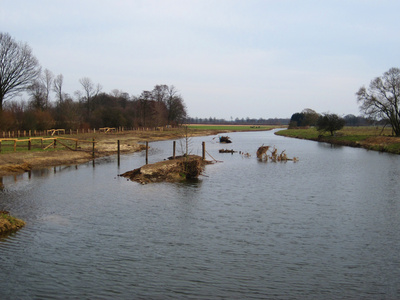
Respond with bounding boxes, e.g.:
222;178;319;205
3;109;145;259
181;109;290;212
1;130;399;299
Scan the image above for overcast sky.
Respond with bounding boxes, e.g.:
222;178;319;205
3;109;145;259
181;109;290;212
1;0;399;119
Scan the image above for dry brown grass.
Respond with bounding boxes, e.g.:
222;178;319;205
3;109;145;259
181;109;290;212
0;213;25;235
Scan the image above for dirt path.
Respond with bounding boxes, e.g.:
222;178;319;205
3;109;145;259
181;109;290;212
0;129;223;177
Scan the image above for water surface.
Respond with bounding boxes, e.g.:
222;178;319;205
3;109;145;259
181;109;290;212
1;130;399;299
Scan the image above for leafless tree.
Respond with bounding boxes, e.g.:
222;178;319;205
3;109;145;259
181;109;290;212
42;69;53;108
166;85;187;126
152;84;169;102
53;74;64;103
27;79;46;110
356;67;400;136
79;77;102;117
0;32;41;110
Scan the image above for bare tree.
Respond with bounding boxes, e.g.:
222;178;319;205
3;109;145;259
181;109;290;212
79;77;102;117
27;79;46;110
356;67;400;136
165;85;187;126
152;84;169;102
0;32;41;110
42;69;53;108
53;74;64;103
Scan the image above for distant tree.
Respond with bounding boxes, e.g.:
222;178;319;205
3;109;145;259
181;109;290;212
42;69;53;108
356;67;400;136
165;85;187;125
289;108;319;128
302;108;319;126
53;97;80;129
78;77;102;119
152;84;169;103
316;113;345;136
27;79;47;110
289;112;305;128
0;32;41;110
53;74;64;103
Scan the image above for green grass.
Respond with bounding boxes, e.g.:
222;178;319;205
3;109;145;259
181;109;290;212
275;128;320;139
0;137;76;154
275;126;393;140
276;126;400;154
0;213;26;235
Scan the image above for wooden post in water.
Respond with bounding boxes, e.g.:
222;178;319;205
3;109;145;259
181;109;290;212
145;141;149;165
92;138;95;158
202;141;206;160
117;140;120;166
173;141;176;159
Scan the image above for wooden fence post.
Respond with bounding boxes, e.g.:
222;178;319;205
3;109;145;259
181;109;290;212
117;140;120;166
14;140;16;152
28;139;31;151
202;141;206;160
173;141;176;159
54;139;57;149
92;138;95;158
146;141;149;165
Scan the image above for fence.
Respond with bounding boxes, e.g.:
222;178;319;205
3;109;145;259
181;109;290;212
0;137;96;157
0;126;172;139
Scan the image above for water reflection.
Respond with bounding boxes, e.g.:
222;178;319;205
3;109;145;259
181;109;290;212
0;165;81;191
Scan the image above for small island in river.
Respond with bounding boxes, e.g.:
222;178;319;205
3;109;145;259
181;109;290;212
0;211;25;236
119;155;211;184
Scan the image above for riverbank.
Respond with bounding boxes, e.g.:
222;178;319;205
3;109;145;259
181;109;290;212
276;127;400;154
0;211;25;236
0;126;274;177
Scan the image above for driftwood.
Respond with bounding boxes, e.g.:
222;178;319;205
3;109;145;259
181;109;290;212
219;149;237;153
219;136;232;143
257;145;298;162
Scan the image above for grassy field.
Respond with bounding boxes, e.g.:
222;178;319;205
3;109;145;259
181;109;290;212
276;126;400;154
0;137;83;154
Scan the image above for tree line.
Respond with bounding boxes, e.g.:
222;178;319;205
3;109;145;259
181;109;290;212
0;32;187;131
187;117;290;125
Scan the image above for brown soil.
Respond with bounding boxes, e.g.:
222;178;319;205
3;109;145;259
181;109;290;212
0;129;223;177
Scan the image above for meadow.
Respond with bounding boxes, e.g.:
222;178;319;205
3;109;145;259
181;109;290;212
276;126;400;154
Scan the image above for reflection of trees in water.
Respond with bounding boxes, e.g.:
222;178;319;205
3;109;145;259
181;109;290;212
0;165;82;189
